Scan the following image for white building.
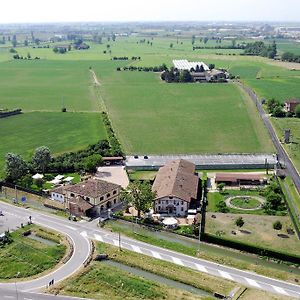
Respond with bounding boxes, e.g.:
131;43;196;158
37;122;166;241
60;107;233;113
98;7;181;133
173;59;209;71
50;186;66;203
152;159;199;217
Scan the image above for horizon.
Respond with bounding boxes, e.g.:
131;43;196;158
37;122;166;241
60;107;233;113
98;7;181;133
0;0;299;24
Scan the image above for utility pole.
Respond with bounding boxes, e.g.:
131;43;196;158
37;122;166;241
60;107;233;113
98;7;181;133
118;231;121;251
15;271;20;300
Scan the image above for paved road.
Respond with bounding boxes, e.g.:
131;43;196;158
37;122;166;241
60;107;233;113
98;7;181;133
0;202;91;292
1;202;300;298
237;82;300;195
0;288;89;300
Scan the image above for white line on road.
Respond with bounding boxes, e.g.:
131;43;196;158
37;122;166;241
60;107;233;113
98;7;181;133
195;264;208;273
131;245;142;253
80;231;88;237
151;251;162;259
24;298;33;300
66;225;76;230
218;270;234;281
272;285;289;296
94;234;103;242
171;256;184;266
245;278;261;288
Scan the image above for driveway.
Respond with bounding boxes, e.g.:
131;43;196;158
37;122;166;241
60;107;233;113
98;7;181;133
95;166;129;189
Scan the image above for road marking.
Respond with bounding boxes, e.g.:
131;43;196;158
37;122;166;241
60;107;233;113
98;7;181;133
24;298;33;300
219;270;234;280
245;278;260;288
171;256;184;266
113;239;119;246
4;296;14;299
80;231;88;237
272;285;289;296
66;225;76;230
151;251;162;259
131;245;142;253
195;264;208;273
94;234;103;242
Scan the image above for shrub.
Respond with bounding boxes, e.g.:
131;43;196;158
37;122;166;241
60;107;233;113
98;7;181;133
216;200;229;213
273;221;282;230
235;217;244;228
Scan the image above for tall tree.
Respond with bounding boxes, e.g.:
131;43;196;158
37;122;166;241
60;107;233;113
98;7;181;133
121;181;156;217
12;35;17;48
5;153;28;181
32;146;51;173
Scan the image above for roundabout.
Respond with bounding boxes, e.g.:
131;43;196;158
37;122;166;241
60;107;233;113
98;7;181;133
225;195;266;211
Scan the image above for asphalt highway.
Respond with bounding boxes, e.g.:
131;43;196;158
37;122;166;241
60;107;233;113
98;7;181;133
1;202;300;298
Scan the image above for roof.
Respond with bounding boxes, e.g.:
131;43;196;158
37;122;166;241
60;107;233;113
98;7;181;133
51;185;66;195
69;196;93;211
64;179;120;198
285;99;300;104
152;159;198;203
215;173;266;183
173;59;209;71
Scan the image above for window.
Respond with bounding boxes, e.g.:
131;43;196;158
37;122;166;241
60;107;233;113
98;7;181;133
107;193;111;198
181;207;184;211
60;195;63;198
70;193;75;197
113;190;117;195
181;201;183;205
158;200;161;204
114;199;116;204
169;196;173;199
158;206;161;210
166;200;168;204
100;196;104;201
86;197;90;201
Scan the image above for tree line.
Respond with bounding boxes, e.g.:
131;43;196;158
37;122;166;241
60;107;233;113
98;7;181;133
266;98;300;118
242;41;277;59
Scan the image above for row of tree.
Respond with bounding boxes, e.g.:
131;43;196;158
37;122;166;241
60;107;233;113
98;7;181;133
281;52;300;63
243;41;277;59
118;64;168;72
4;140;116;184
112;56;141;61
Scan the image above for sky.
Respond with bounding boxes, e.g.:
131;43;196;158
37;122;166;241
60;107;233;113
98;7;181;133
1;0;300;24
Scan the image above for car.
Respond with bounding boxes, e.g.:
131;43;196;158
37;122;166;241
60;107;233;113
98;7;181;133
144;155;148;159
134;155;139;159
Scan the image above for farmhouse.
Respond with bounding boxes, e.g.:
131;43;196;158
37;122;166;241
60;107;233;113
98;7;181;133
172;59;227;83
50;179;121;217
152;159;199;217
284;99;300;113
215;173;268;187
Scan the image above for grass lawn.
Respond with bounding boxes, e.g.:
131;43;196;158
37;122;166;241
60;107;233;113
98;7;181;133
207;190;266;215
99;70;273;154
205;212;299;256
230;197;261;209
0;224;66;279
0;112;106;178
48;243;218;300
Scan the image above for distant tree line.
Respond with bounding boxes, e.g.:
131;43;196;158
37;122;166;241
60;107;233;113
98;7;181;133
281;52;300;63
242;41;277;59
117;64;167;72
112;56;141;61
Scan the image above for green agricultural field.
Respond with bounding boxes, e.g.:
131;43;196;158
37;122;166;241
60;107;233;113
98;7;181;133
97;68;273;154
0;112;106;176
0;60;103;111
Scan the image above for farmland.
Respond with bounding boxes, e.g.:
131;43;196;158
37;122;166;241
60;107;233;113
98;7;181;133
0;112;106;176
98;70;273;154
1;35;300;173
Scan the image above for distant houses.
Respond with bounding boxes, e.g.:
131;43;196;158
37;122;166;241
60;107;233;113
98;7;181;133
284;99;300;113
152;159;199;216
161;59;228;83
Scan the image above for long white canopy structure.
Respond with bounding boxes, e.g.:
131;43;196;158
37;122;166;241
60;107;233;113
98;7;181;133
173;59;209;71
